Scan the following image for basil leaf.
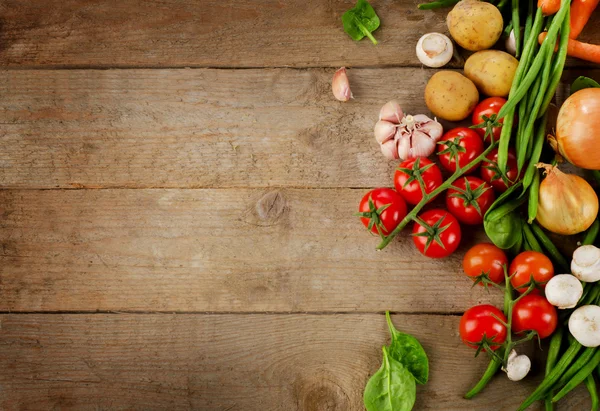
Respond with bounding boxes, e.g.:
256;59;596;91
386;312;429;384
484;210;523;249
364;347;417;411
342;0;380;45
571;76;600;94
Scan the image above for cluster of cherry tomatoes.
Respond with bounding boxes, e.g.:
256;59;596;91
358;97;520;258
460;243;558;350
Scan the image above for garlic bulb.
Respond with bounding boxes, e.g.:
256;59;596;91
373;101;443;160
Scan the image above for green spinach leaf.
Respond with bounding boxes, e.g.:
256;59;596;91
385;312;429;384
342;0;380;45
571;76;600;94
484;210;523;250
364;347;417;411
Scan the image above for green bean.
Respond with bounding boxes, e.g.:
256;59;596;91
553;347;596;391
523;238;533;251
417;0;460;9
539;6;571;117
547;328;564;374
553;349;600;403
580;284;600;307
584;219;600;246
531;222;570;272
486;197;527;223
528;171;540;224
517;45;554;172
518;341;583;410
498;1;570;119
523;224;543;253
586;374;599;411
544;327;565;410
497;8;545;171
522;113;548;191
511;0;521;57
523;0;534;43
464;357;502;399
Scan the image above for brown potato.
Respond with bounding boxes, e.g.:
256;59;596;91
465;50;518;97
447;0;503;51
424;71;479;121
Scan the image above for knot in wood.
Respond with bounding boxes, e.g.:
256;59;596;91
296;379;350;411
255;190;286;222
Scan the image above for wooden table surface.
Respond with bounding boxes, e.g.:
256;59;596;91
1;1;599;410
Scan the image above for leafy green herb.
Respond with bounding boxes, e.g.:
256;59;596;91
484;210;523;250
342;0;380;45
364;347;416;411
385;312;429;384
571;76;600;94
363;313;428;410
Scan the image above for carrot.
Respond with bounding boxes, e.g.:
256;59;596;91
539;0;562;15
570;0;600;39
539;32;600;63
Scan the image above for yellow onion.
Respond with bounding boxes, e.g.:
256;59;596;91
553;88;600;169
536;163;598;235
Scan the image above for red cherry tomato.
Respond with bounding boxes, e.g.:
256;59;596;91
480;148;521;193
446;176;495;225
512;294;558;339
472;97;508;144
459;305;508;351
394;157;443;205
358;188;407;236
509;251;554;294
412;209;461;258
437;127;484;173
463;243;508;285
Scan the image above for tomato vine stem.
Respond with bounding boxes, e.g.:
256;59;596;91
376;141;499;250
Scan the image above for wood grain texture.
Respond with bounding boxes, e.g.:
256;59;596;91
0;188;506;312
1;68;597;190
1;0;598;69
0;313;589;410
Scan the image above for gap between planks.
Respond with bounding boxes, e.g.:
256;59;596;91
0;310;463;316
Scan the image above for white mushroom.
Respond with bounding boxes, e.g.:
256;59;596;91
416;33;454;68
568;305;600;347
571;245;600;282
545;274;584;309
503;350;531;381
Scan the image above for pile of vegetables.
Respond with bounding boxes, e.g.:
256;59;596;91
337;0;600;409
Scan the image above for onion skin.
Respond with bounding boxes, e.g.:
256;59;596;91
555;88;600;169
536;164;599;235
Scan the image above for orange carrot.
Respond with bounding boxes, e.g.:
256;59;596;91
539;0;561;15
539;32;600;63
570;0;600;39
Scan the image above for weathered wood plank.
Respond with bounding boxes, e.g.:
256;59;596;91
0;188;506;312
0;313;588;410
1;68;597;189
1;0;598;69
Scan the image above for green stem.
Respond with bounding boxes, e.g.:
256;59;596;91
376;142;498;250
358;22;377;45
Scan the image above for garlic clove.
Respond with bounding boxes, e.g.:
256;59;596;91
416;33;453;68
410;130;437;158
413;115;444;140
504;349;531;381
380;139;399;160
379;100;404;123
332;67;352;102
374;120;397;144
396;130;412;160
571;245;600;282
